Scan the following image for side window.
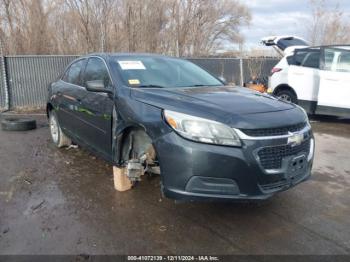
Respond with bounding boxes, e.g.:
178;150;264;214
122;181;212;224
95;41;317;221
286;55;294;65
324;49;335;70
292;49;320;69
302;51;320;69
293;50;307;66
62;59;85;85
83;57;111;88
336;50;350;72
324;48;350;72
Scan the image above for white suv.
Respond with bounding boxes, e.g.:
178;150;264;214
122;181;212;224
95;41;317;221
262;35;350;117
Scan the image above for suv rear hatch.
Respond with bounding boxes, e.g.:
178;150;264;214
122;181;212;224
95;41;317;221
261;35;309;56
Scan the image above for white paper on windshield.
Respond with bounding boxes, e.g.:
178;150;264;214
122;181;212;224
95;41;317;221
118;60;146;70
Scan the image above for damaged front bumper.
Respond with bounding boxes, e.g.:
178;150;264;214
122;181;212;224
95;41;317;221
154;130;314;201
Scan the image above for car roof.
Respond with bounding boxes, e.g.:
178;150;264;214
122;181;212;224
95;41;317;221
80;52;175;60
293;45;350;51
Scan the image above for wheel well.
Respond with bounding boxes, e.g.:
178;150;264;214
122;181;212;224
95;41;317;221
273;84;297;99
115;126;157;166
46;103;53;118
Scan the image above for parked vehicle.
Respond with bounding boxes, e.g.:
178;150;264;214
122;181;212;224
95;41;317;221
47;53;314;201
262;35;350;117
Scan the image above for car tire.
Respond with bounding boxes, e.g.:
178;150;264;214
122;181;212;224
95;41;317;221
276;89;297;104
49;111;71;148
1;118;37;131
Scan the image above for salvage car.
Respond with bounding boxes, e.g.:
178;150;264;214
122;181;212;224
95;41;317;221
262;35;350;117
47;53;314;201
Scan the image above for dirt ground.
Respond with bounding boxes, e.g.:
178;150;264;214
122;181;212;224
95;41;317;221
0;114;349;255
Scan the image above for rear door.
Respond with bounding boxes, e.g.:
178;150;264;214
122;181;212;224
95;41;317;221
57;59;86;135
317;47;350;116
288;48;321;105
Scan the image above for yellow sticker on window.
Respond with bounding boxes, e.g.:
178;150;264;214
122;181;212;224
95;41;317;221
128;79;140;85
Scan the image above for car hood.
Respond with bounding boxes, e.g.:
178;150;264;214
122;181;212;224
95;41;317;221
132;86;295;114
132;86;305;129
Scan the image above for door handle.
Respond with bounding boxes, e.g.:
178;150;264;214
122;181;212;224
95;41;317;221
293;72;304;75
324;78;339;81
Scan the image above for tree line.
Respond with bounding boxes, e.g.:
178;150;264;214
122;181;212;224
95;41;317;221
0;0;251;56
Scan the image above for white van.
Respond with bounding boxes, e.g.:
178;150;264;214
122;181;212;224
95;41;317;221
262;36;350;117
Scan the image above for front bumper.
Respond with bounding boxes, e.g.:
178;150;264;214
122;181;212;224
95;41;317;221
154;129;314;201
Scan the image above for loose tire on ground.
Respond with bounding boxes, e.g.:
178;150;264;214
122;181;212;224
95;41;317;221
1;118;37;131
276;89;298;104
49;111;71;148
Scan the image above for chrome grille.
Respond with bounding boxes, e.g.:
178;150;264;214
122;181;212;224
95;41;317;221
241;122;307;137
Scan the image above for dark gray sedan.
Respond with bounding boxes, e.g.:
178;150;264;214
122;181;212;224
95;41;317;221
47;53;314;201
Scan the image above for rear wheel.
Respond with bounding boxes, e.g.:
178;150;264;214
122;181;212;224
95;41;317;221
49;111;71;148
276;89;297;104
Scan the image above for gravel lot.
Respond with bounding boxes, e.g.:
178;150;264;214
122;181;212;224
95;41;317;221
0;114;349;255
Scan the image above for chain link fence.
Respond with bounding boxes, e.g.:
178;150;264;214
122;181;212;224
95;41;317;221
0;56;278;111
5;56;78;110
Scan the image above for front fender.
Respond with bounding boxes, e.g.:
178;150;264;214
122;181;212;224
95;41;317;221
112;99;170;166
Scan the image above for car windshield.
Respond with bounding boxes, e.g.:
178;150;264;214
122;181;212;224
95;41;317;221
113;56;223;88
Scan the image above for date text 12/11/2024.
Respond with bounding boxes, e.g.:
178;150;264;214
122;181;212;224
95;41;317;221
127;255;220;261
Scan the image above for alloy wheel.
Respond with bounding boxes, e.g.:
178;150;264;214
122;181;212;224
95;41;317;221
50;114;59;143
279;94;292;102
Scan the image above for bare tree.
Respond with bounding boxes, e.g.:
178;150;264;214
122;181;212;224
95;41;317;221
0;0;251;55
306;0;350;45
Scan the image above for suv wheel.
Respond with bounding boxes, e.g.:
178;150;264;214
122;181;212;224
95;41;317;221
49;111;71;148
276;90;297;104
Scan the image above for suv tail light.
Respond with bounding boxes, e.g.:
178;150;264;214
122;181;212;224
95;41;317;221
270;67;282;75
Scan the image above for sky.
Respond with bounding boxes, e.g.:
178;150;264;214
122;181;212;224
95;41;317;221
240;0;350;50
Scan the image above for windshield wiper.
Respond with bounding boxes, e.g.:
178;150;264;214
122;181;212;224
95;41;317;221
138;84;165;88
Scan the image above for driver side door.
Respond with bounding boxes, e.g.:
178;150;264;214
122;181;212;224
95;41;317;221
77;57;115;160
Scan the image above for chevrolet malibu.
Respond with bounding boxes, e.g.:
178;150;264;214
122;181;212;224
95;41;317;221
47;53;314;200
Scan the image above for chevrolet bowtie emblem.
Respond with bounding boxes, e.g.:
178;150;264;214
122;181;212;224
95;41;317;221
287;132;304;147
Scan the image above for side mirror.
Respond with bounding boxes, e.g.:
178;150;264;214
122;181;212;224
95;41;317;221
86;80;113;94
218;76;227;85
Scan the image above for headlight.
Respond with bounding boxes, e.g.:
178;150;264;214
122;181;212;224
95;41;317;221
163;110;241;147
